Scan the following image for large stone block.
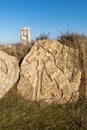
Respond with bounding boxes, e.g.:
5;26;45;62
18;40;81;104
0;51;19;99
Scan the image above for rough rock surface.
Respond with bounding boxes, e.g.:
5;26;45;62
18;40;81;104
0;51;19;99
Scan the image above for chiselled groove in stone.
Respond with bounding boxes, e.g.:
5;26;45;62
43;61;53;81
37;44;64;73
0;59;8;74
36;63;39;100
0;77;7;89
33;59;39;100
26;59;30;64
50;93;55;98
39;66;44;94
36;60;44;101
37;60;63;98
43;60;64;100
70;69;80;82
26;50;37;63
0;60;3;70
67;92;73;104
54;78;63;98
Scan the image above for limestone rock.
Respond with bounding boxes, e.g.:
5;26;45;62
18;40;81;104
0;51;19;99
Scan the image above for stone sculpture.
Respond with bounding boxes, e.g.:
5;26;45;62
18;40;81;104
0;51;19;99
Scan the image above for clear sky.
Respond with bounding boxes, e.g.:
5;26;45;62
0;0;87;44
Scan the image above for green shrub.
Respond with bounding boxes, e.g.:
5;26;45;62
36;33;50;40
57;32;87;49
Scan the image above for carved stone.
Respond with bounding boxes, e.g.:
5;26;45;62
18;40;81;104
0;51;19;99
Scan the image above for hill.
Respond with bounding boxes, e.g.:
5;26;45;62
0;33;87;129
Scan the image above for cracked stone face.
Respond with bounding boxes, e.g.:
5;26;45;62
0;51;19;99
18;40;81;104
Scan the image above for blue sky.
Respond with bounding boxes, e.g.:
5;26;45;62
0;0;87;44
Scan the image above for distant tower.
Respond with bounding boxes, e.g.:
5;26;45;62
21;27;31;46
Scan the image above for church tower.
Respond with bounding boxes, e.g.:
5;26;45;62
21;27;31;46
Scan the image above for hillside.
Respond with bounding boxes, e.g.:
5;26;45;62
0;83;87;130
0;33;87;129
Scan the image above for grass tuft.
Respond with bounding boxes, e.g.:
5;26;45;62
0;83;87;130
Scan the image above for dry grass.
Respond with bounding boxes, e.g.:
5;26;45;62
36;33;50;41
0;33;87;129
0;43;32;61
0;83;87;130
57;32;87;101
